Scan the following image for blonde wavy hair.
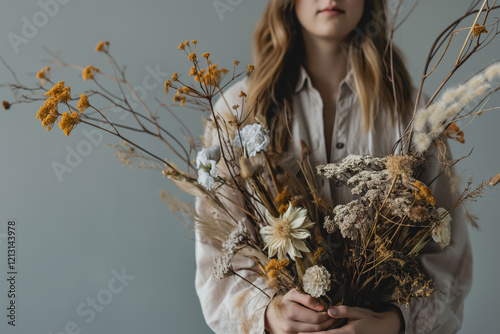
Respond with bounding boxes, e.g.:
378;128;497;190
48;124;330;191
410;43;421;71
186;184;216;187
246;0;413;156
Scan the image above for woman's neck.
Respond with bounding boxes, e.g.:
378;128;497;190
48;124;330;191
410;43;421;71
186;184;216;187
301;33;348;89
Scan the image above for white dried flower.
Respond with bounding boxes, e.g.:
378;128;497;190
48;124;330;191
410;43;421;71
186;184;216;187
197;170;215;190
222;218;248;254
196;145;220;190
432;208;452;249
303;265;331;298
233;123;270;157
196;145;220;173
260;203;315;260
210;254;234;281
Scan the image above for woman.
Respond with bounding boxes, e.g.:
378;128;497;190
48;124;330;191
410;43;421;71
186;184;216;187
195;1;472;333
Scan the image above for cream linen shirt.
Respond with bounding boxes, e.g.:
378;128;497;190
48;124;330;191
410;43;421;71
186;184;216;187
195;66;473;334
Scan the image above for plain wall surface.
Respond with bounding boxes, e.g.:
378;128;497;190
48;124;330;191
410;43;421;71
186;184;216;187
0;1;498;333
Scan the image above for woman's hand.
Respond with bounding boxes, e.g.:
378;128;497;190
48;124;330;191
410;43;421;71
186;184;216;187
298;305;403;334
264;289;339;334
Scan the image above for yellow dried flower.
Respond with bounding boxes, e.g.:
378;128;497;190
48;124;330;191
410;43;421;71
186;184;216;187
413;181;436;206
2;101;11;110
178;42;185;50
37;97;59;127
234;60;240;66
247;64;255;74
42;113;58;128
180;96;186;106
189;66;197;76
95;41;109;52
77;94;90;113
265;259;279;272
45;81;71;103
36;67;51;84
202;52;210;59
191;40;197;45
238;91;247;98
275;188;289;205
164;80;172;94
173;94;181;102
36;98;58;124
45;81;64;97
232;104;239;111
279;259;289;268
268;270;278;279
188;53;197;61
265;258;289;272
171;73;179;81
313;247;325;263
472;23;488;38
277;203;290;216
82;65;100;81
193;64;228;87
182;86;191;94
59;110;80;136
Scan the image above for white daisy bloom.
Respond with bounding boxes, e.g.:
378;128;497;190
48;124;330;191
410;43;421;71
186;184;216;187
260;203;315;261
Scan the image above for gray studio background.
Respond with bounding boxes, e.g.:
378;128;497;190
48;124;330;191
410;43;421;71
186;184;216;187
0;0;498;333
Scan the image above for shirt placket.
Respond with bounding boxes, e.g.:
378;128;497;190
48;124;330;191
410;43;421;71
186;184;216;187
306;87;331;201
328;83;352;203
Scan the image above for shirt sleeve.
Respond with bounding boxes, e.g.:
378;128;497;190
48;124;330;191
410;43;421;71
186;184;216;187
194;79;274;334
396;139;473;334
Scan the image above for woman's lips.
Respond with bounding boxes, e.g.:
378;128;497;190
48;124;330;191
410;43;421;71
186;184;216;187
319;6;345;15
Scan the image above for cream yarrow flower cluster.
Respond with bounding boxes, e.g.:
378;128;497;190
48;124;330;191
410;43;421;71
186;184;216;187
222;218;249;254
210;254;234;281
261;203;315;261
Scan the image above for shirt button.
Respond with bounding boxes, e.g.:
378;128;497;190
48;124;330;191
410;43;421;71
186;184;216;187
336;142;345;149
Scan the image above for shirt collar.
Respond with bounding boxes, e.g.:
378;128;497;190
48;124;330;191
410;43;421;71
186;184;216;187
294;65;355;94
